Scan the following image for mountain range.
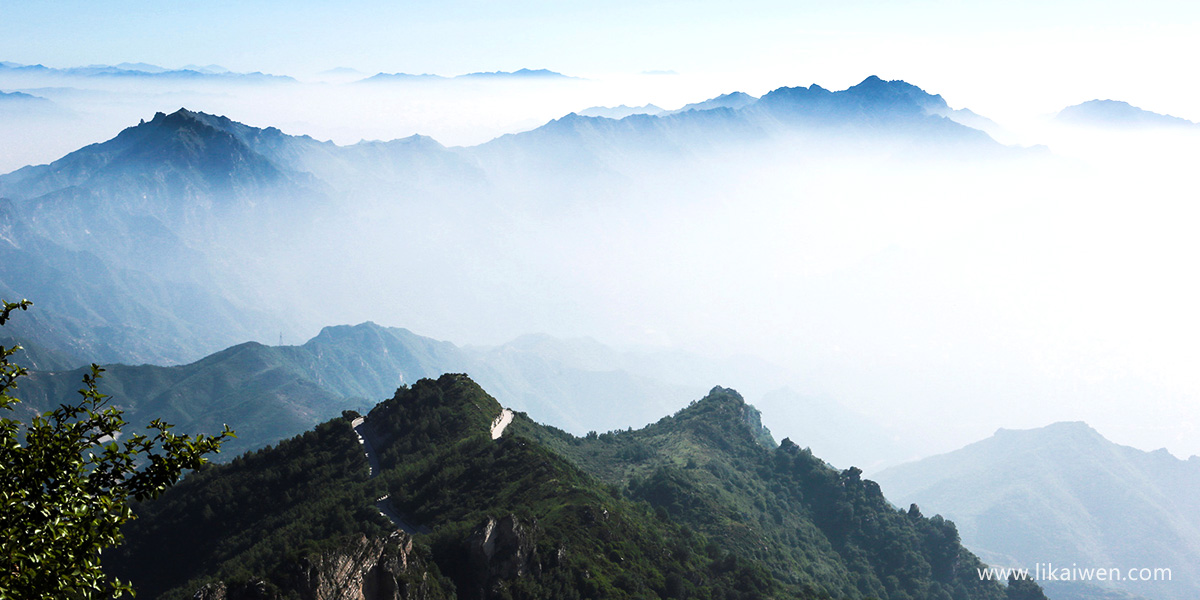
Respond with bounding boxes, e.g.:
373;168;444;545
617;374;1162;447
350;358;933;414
360;68;573;83
0;61;293;83
10;320;906;470
10;322;694;458
0;77;1012;369
0;89;52;104
577;92;759;119
2;70;1188;600
1055;99;1197;128
107;374;1035;600
874;422;1200;600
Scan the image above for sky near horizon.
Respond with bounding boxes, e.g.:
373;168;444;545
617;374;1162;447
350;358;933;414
3;0;1199;120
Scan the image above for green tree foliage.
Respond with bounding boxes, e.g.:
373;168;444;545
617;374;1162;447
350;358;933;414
0;300;233;599
528;386;1014;600
109;417;400;599
111;375;1043;600
1006;574;1050;600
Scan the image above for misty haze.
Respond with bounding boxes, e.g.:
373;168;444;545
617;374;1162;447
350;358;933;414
2;3;1198;599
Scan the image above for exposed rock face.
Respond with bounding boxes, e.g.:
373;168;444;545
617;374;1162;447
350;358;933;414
740;404;775;449
463;514;541;598
192;531;447;600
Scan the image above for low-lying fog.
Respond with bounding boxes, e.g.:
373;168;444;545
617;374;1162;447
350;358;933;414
4;68;1199;465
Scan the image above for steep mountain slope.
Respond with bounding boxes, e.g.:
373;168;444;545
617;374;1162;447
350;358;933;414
0;109;328;364
110;375;1021;600
521;387;1005;600
15;341;372;459
874;422;1200;600
109;415;451;600
0;109;305;204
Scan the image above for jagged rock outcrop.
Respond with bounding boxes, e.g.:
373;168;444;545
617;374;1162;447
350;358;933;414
740;403;775;449
192;531;448;600
462;515;541;598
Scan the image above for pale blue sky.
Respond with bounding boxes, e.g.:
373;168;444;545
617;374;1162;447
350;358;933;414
3;0;1197;124
3;0;1197;77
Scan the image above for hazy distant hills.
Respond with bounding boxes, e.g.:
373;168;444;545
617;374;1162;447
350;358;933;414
10;322;699;458
577;91;758;119
0;60;293;83
578;103;665;118
0;77;1011;368
0;89;52;105
874;422;1200;600
360;68;572;83
470;76;1005;202
1056;99;1197;128
0;109;329;364
666;90;758;114
12;319;909;473
0;89;58;116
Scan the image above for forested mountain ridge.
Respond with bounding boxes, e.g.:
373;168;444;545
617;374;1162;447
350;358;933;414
11;322;707;459
110;374;1033;600
520;387;1004;600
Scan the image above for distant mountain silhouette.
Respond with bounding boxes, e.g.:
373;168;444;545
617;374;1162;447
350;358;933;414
0;61;292;83
664;91;758;115
110;62;170;73
577;103;664;118
180;63;230;74
359;68;573;83
0;89;55;109
359;71;446;82
1057;99;1197;128
577;92;760;120
458;67;572;79
875;422;1200;600
756;75;989;136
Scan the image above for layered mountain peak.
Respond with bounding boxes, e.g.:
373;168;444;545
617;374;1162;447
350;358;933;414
659;385;776;449
680;384;746;413
366;373;504;455
754;75;965;129
843;74;950;113
146;107;204;126
0;106;288;202
309;321;398;343
993;419;1102;442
